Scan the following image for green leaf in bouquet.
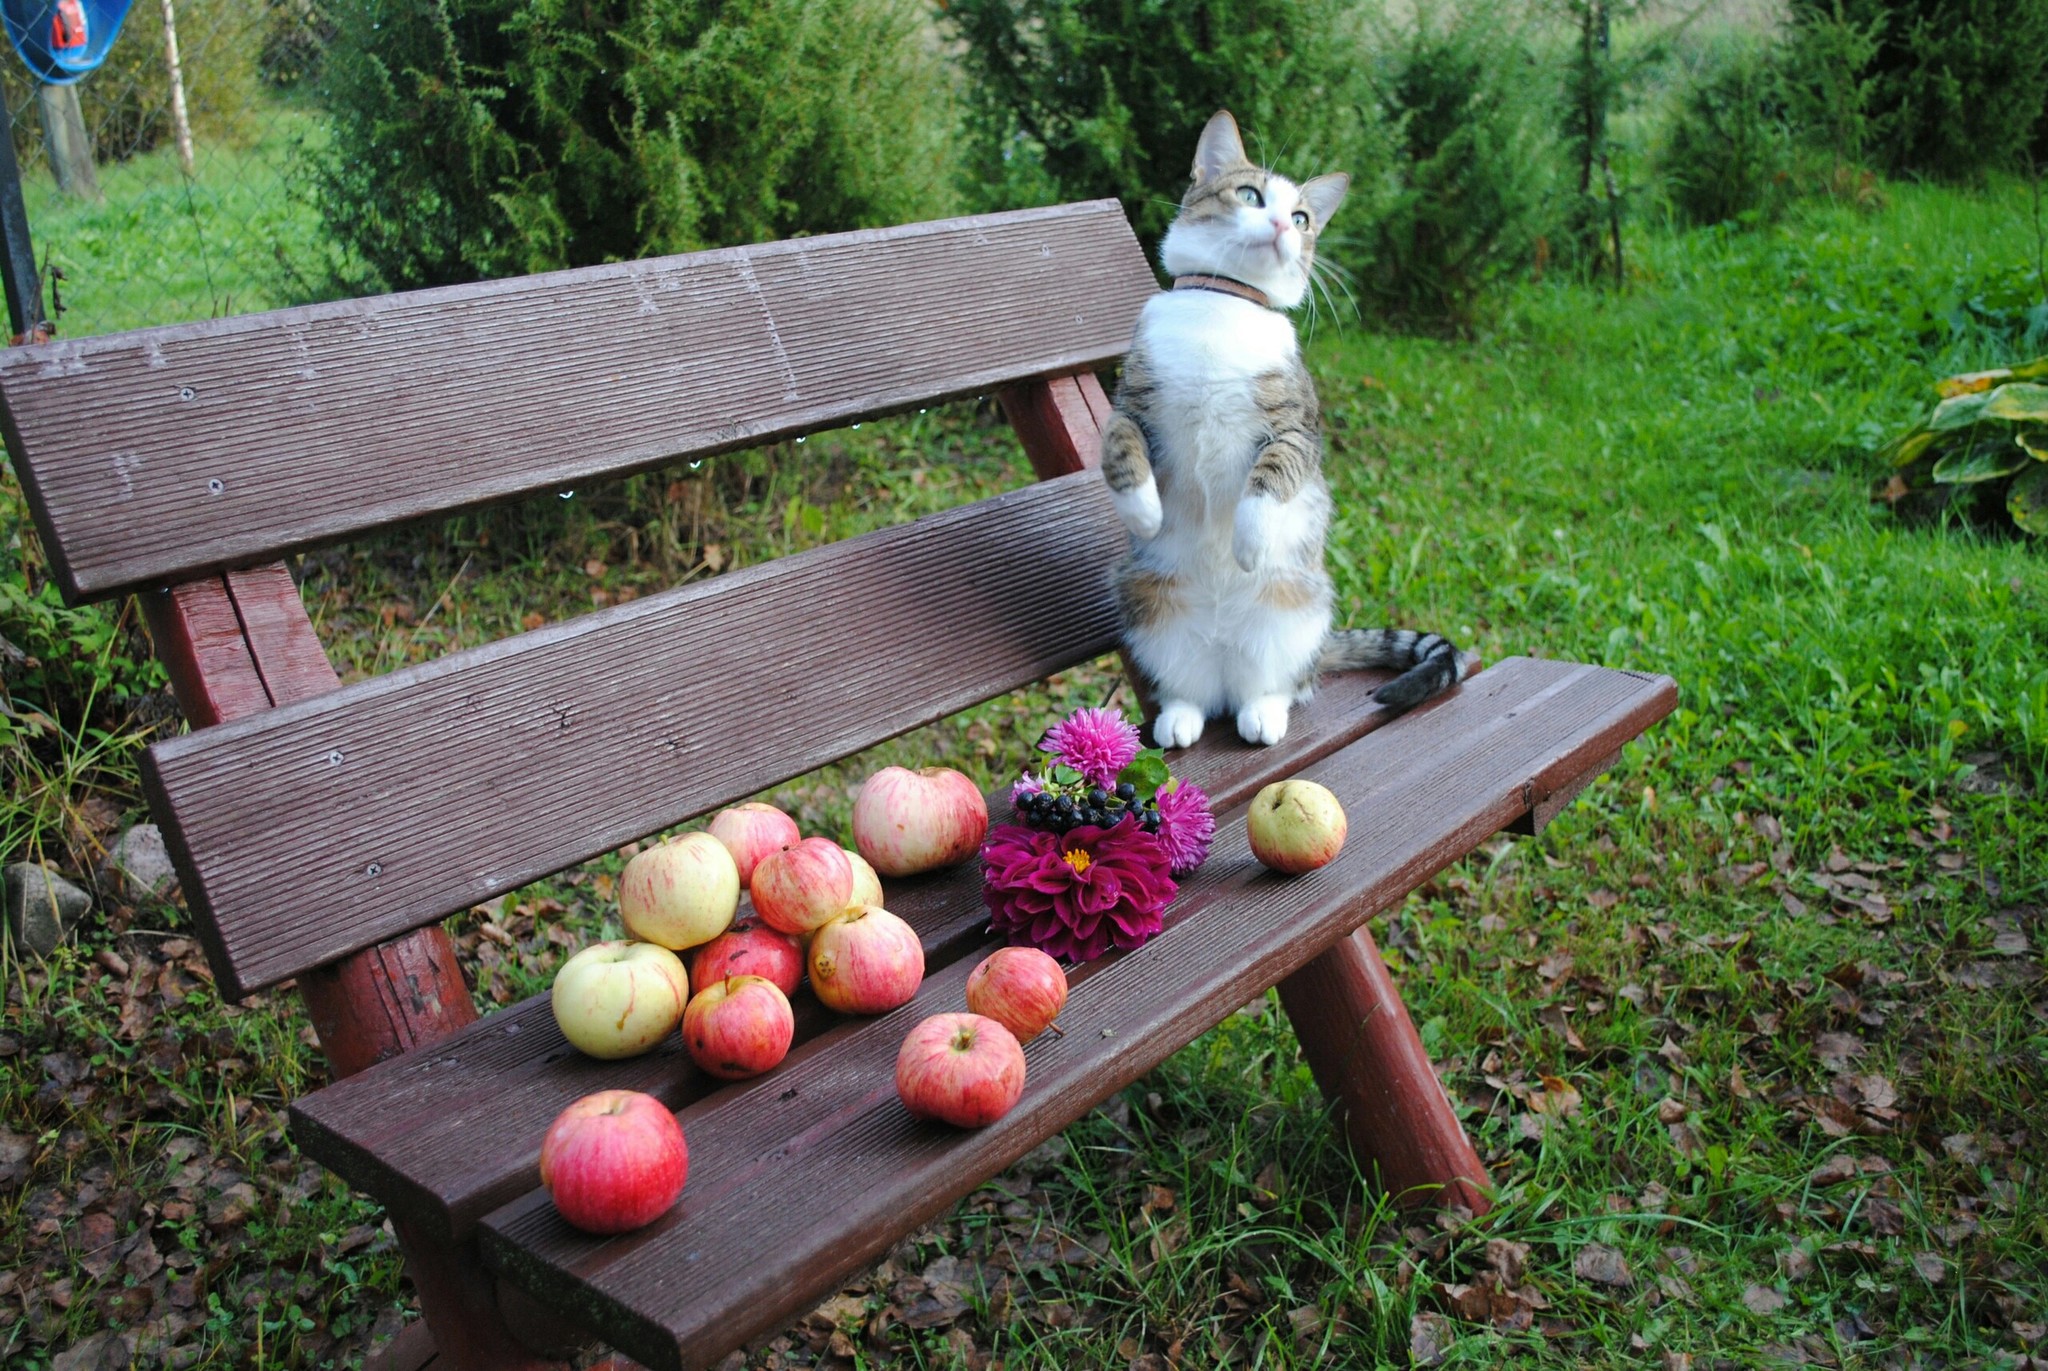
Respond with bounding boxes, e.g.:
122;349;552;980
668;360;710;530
1049;764;1083;788
1986;382;2048;424
1932;435;2031;484
2009;462;2048;535
1117;749;1171;796
1928;390;1994;431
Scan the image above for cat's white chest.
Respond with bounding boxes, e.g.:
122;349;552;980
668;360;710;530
1137;293;1299;497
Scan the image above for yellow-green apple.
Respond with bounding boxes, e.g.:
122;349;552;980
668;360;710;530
620;832;739;950
539;1090;688;1234
707;803;801;885
965;947;1067;1043
807;906;924;1014
689;917;804;997
895;1013;1026;1127
550;940;689;1059
1247;779;1348;874
750;837;854;934
682;975;795;1079
844;847;885;909
852;767;989;877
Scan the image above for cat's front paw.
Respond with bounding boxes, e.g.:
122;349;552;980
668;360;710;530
1236;695;1291;746
1110;478;1163;540
1153;701;1205;750
1232;494;1279;571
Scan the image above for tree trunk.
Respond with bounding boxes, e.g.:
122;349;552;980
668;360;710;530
35;83;99;202
159;0;195;175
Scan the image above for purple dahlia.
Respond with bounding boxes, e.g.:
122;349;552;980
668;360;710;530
980;817;1175;962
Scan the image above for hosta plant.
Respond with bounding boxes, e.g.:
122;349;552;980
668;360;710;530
1872;359;2048;536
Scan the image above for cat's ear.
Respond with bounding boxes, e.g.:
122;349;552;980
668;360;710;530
1298;173;1351;227
1192;110;1246;183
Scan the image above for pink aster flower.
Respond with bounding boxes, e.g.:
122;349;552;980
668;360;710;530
1154;780;1215;876
981;817;1176;962
1040;707;1141;788
1011;772;1046;803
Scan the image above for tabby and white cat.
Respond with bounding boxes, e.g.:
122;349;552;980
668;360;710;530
1103;110;1469;750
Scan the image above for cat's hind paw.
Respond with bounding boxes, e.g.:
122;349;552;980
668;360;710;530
1153;701;1205;750
1110;479;1163;540
1235;696;1291;746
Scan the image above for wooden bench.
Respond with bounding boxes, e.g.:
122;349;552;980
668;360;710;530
1;200;1675;1371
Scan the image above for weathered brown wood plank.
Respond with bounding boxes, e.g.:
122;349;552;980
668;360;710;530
143;472;1130;1000
475;658;1674;1371
2;203;1156;602
288;668;1421;1244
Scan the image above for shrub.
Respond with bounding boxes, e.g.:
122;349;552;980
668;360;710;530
1660;37;1793;228
1786;0;2048;181
310;0;963;292
1780;0;1884;172
1355;4;1561;329
945;0;1387;250
1873;361;2048;536
0;0;263;166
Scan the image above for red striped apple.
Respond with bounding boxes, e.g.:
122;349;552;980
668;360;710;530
689;917;804;997
852;767;989;877
620;831;739;950
682;975;795;1079
750;837;855;934
844;847;885;909
550;940;689;1059
707;803;801;885
807;906;924;1014
896;1013;1026;1127
965;947;1067;1043
539;1090;688;1234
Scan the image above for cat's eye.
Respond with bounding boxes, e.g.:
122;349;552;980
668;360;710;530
1235;186;1264;207
1291;211;1310;230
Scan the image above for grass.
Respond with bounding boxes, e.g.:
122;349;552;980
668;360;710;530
2;170;2044;1368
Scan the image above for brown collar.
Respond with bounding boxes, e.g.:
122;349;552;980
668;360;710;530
1171;274;1274;309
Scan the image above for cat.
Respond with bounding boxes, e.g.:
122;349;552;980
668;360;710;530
1102;109;1469;750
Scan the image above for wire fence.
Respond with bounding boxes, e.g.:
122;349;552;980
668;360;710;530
0;0;330;338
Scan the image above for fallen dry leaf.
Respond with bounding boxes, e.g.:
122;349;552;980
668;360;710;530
1574;1242;1633;1288
1743;1284;1789;1316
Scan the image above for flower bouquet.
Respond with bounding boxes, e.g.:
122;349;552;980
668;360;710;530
979;707;1216;962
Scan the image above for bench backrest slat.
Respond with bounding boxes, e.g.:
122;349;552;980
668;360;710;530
3;201;1154;602
143;472;1128;1000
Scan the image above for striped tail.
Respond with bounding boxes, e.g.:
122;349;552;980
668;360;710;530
1317;628;1470;710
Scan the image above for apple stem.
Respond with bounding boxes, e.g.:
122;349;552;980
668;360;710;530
1044;1019;1066;1039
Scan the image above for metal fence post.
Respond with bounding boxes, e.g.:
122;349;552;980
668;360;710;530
0;96;47;342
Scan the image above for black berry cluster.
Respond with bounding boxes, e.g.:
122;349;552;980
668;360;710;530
1014;781;1161;836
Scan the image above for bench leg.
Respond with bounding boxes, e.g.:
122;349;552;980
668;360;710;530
1277;924;1491;1214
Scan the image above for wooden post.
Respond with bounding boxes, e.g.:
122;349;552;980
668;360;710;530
142;563;574;1371
35;83;99;202
158;0;195;176
0;96;48;341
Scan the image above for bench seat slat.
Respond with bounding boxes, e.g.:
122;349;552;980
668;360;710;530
475;658;1675;1371
144;472;1127;1000
287;670;1422;1244
2;201;1156;602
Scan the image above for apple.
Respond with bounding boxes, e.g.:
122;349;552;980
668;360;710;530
690;917;805;997
750;837;855;934
683;975;796;1079
807;906;925;1014
852;767;989;877
965;947;1067;1044
539;1090;688;1234
551;940;690;1059
896;1013;1027;1127
620;831;740;950
844;847;885;910
1247;779;1348;874
707;803;801;885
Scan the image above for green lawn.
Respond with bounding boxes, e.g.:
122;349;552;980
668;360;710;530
0;176;2042;1368
18;106;331;338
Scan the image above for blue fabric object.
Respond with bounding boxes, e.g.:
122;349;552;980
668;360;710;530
3;0;133;84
